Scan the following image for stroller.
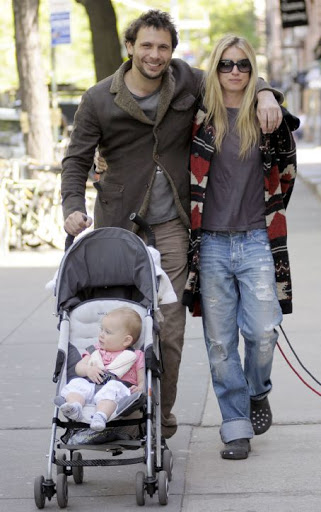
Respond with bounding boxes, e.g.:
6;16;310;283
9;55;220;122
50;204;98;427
34;218;173;509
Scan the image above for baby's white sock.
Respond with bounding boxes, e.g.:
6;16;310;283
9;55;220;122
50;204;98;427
60;401;83;421
90;411;107;432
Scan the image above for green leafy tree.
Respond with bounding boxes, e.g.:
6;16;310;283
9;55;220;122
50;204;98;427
176;0;260;67
207;0;259;47
0;4;18;93
75;0;122;81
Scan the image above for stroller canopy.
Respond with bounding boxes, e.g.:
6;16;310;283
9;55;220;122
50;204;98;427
55;228;157;313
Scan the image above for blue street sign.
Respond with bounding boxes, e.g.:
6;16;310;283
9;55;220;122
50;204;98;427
50;11;71;46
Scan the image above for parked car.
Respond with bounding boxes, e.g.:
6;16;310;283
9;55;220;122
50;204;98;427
0;107;25;159
0;100;81;160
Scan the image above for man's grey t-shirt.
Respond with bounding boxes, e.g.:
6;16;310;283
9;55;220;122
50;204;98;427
133;91;178;225
202;108;266;232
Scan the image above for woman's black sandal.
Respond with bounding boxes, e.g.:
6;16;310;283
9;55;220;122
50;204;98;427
220;438;251;460
250;396;272;435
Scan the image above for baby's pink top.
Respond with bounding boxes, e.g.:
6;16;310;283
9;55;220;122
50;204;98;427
84;346;144;385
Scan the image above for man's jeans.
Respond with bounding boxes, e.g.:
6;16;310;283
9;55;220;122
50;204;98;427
200;229;283;443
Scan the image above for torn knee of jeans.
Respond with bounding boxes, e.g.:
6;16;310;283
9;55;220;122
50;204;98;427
255;281;274;301
257;334;274;364
206;296;219;307
259;337;273;352
208;339;228;362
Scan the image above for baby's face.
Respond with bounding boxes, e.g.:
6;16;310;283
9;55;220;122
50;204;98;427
98;314;130;352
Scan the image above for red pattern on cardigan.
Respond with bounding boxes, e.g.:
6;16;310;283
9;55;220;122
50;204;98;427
183;106;298;317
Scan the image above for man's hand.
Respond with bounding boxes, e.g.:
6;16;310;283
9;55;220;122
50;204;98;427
64;211;93;236
257;90;282;134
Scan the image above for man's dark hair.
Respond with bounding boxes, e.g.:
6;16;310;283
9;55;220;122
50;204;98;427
124;10;179;50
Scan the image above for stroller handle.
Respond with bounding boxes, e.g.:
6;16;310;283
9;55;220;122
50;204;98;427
65;234;75;251
130;213;156;247
64;214;156;251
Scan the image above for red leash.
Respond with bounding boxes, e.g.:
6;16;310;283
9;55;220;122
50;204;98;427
277;325;321;397
276;341;321;397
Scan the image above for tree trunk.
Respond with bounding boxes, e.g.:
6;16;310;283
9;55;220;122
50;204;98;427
76;0;122;82
12;0;54;162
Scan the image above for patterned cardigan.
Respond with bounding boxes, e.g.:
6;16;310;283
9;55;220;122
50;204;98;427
182;106;299;317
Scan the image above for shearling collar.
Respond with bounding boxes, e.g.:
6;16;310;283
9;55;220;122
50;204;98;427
110;59;176;126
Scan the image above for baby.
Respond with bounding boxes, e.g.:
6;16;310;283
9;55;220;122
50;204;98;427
60;307;144;431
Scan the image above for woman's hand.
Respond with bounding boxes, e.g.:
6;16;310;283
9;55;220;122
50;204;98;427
94;148;108;173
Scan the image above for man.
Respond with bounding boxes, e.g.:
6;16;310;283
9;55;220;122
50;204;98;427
61;10;282;439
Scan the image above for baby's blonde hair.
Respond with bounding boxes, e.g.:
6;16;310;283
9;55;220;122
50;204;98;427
107;307;142;343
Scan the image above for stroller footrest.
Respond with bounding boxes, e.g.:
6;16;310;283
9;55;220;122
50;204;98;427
55;455;145;466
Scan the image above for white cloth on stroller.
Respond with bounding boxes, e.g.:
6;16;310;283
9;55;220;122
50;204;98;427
147;246;177;304
89;348;137;378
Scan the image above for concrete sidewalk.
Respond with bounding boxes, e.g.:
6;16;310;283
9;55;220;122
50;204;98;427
296;142;321;199
0;145;321;511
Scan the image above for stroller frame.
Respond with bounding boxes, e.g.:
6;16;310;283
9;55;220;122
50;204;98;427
34;227;173;509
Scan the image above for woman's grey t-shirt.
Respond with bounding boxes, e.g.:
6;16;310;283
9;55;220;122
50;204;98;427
132;91;178;225
202;108;266;232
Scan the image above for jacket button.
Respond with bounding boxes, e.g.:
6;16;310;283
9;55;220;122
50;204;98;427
194;152;199;157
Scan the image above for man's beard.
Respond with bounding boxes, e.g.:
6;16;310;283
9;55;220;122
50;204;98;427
135;60;170;81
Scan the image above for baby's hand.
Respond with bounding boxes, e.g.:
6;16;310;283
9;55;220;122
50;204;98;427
87;364;104;384
130;385;142;394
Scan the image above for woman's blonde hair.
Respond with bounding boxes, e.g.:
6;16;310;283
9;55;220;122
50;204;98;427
203;34;260;159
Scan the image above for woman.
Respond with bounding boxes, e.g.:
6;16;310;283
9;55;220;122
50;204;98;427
183;35;299;460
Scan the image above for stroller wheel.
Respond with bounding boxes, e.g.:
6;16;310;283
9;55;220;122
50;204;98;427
34;475;46;509
158;470;169;505
56;473;68;508
135;471;146;506
56;452;66;475
72;451;84;484
162;449;173;482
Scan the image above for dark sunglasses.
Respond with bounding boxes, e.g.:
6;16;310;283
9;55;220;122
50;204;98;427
218;59;252;73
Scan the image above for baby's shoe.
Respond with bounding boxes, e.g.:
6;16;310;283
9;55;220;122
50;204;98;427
60;402;83;421
90;412;107;431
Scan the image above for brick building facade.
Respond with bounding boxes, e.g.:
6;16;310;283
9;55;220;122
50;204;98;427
265;0;321;143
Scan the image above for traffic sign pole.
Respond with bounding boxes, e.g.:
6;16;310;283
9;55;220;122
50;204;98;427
49;0;71;144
